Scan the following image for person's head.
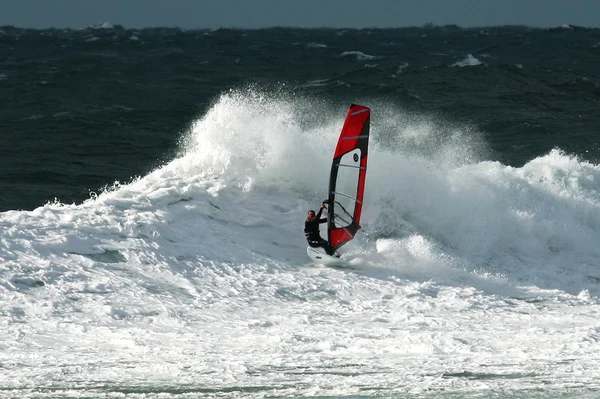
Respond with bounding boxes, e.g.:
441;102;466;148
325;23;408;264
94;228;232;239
307;210;316;218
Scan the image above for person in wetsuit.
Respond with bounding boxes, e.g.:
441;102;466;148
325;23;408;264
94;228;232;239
304;201;330;253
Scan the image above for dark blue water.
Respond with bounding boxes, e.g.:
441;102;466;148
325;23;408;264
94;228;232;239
1;24;599;211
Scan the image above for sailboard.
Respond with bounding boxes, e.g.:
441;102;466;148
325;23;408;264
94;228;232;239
306;246;348;267
307;104;370;266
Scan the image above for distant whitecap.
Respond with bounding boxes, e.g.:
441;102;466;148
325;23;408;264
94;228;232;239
89;22;114;29
300;79;330;88
341;51;377;61
396;62;410;74
450;54;482;67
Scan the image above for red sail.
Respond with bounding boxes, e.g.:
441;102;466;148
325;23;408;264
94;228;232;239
327;104;370;252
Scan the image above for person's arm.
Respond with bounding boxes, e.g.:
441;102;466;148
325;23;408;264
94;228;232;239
316;204;327;223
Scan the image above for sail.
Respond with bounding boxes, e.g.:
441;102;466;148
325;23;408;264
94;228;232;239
327;104;370;253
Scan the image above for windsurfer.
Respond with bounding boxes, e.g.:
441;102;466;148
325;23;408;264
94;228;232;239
304;201;330;253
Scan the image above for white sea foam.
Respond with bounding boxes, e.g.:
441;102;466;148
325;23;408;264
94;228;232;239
89;22;115;29
1;89;600;398
451;54;483;67
341;50;377;60
297;78;330;88
392;62;410;78
396;62;409;73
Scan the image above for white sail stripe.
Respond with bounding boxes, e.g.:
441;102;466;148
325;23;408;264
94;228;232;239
337;163;366;169
350;108;369;116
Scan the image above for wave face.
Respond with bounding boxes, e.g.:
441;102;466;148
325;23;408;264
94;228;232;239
2;26;600;398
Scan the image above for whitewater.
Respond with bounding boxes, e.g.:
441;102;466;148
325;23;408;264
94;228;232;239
2;90;600;398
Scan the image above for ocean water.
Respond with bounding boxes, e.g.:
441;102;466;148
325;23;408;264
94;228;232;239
1;24;600;398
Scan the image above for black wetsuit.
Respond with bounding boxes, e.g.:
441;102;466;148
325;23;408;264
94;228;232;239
304;208;329;251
